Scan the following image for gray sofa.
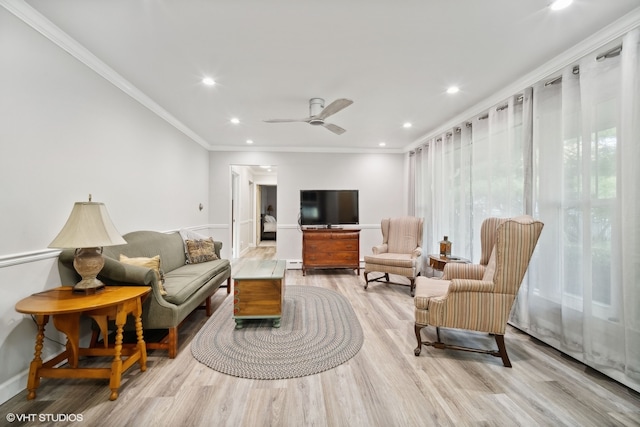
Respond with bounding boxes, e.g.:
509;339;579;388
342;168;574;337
58;230;231;358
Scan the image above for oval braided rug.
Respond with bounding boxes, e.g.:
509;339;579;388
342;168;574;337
191;285;364;379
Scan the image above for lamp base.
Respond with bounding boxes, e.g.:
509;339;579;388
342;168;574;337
73;247;106;295
73;278;105;294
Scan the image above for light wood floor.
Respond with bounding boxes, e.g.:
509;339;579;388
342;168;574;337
3;245;639;426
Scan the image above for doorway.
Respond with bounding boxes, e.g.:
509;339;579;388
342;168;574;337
229;165;277;259
258;184;277;244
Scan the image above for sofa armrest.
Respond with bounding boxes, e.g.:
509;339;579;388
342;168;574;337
449;279;494;293
214;241;223;259
442;263;485;280
372;244;388;255
99;256;157;286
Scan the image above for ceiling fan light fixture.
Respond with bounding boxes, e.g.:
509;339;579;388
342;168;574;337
263;98;353;135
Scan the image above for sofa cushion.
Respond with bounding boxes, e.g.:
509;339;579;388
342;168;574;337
185;238;219;264
364;253;416;268
104;231;187;272
162;259;230;305
414;277;450;310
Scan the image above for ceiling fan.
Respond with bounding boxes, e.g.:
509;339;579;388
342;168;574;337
264;98;353;135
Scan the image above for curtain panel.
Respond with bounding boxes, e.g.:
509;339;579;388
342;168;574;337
412;28;640;392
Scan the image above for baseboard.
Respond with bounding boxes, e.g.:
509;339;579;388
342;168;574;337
0;370;28;405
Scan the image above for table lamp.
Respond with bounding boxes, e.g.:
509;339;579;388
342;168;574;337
48;196;126;294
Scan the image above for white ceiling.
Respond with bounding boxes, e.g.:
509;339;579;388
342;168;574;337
22;0;640;153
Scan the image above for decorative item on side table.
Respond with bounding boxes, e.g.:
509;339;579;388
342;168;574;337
439;235;451;258
48;195;126;294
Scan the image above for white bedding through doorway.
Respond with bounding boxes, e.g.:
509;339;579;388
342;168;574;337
263;215;277;232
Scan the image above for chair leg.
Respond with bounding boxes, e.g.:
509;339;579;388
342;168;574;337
414;324;424;356
410;278;416;297
363;272;369;289
495;334;512;368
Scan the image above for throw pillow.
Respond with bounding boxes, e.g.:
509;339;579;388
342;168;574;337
179;228;210;264
185;238;219;264
119;254;167;296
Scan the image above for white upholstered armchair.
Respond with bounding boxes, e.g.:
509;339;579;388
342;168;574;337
414;215;543;367
364;216;424;296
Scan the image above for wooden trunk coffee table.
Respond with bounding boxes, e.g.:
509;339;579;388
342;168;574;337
233;260;286;329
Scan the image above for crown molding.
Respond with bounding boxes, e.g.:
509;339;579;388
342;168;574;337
404;6;640;153
208;144;405;154
5;0;638;155
0;0;212;150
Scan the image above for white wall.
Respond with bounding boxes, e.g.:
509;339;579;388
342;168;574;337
0;8;211;403
0;5;409;405
209;151;407;266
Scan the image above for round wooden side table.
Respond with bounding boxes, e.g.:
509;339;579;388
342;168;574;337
428;254;471;273
15;286;150;401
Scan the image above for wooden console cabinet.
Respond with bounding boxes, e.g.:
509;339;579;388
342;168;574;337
302;228;360;275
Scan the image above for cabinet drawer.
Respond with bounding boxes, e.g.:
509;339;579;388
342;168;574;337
332;232;359;240
304;232;332;241
305;240;358;252
304;251;359;265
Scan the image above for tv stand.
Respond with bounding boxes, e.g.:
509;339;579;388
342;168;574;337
302;228;360;276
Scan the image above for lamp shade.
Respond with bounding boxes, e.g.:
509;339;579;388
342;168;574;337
48;202;126;248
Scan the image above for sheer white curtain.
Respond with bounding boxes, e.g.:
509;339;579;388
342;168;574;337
469;95;527;260
413;126;474;263
512;29;640;390
412;28;640;391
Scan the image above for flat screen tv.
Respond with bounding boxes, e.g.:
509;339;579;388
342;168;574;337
300;189;359;227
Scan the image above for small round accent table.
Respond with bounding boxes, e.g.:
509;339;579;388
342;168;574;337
15;286;150;401
428;254;471;273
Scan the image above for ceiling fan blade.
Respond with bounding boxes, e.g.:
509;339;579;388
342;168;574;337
323;123;346;135
263;118;310;123
315;99;353;120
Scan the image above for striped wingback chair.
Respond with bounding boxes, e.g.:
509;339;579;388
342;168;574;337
413;215;543;367
364;216;424;296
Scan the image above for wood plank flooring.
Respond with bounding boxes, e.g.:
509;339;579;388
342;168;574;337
2;245;639;426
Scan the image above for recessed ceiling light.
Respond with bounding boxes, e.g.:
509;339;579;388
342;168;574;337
379;142;386;147
403;122;412;128
550;0;572;11
230;117;240;124
447;86;460;94
202;77;216;86
246;139;254;144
